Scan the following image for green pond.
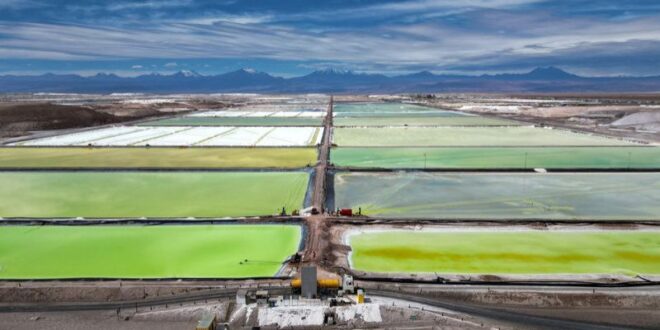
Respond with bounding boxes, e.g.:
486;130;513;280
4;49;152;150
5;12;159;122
0;225;301;279
331;147;660;169
334;172;660;220
0;171;309;218
350;230;660;275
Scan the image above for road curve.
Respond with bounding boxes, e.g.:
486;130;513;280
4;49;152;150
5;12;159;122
371;289;642;330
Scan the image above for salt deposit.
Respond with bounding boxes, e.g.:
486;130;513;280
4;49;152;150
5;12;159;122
90;127;185;146
18;126;143;146
335;303;382;323
146;127;233;146
256;127;320;146
19;125;322;147
258;306;326;327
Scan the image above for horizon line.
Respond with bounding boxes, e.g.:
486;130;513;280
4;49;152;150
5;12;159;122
3;67;659;79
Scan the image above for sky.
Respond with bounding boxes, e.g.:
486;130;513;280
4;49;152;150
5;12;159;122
1;0;660;77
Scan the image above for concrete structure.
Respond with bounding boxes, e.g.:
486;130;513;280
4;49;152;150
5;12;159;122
301;266;318;299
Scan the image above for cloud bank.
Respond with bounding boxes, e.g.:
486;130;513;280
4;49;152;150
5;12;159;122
1;0;660;75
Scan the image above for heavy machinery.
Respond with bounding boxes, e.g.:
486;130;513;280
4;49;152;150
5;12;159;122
291;272;356;297
337;207;362;217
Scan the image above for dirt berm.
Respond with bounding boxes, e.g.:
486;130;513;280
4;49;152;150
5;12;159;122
0;103;127;137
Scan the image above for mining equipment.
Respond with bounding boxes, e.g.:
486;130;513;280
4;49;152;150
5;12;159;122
337;207;362;217
239;267;375;327
299;206;319;216
291;267;357;299
339;208;353;217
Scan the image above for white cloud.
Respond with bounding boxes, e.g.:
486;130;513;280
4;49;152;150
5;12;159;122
185;15;273;25
2;5;660;75
365;0;541;12
278;0;541;23
131;65;143;69
107;0;192;11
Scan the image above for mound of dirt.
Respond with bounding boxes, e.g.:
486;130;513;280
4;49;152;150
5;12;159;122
611;111;660;126
611;111;660;132
0;103;124;137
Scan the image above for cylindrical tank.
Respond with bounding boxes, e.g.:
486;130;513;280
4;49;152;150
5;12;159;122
317;278;340;289
290;278;340;289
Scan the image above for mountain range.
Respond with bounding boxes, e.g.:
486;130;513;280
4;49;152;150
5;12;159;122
2;67;660;93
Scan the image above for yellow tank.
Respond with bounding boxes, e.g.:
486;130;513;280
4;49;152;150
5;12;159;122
291;278;340;289
318;278;340;288
357;289;365;304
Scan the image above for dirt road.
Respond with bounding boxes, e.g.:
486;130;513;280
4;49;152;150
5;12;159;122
311;96;333;212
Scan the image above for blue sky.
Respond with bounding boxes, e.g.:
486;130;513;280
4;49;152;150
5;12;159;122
1;0;660;77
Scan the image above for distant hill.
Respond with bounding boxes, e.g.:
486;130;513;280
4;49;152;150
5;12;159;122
1;67;660;93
